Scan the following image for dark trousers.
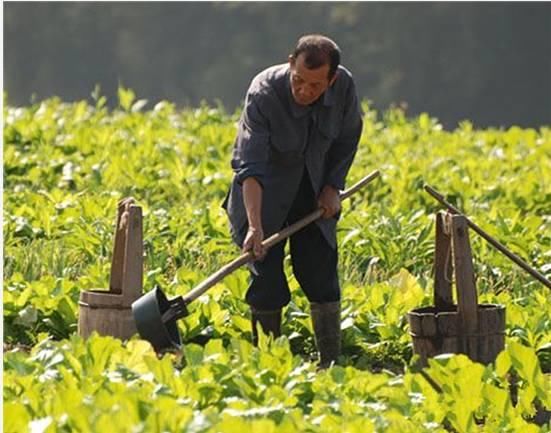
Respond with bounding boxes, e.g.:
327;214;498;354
245;170;340;310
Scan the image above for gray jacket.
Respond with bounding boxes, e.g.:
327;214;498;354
223;63;363;248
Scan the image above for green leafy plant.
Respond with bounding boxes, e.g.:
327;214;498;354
4;92;550;431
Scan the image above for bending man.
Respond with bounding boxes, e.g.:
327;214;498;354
223;34;363;368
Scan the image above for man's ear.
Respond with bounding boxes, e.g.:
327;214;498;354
288;55;295;67
329;71;339;86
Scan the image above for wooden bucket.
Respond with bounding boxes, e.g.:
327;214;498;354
78;290;138;340
407;212;506;365
78;198;143;340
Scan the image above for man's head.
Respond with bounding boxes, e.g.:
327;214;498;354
288;34;341;106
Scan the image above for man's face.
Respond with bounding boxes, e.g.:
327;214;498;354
288;54;337;106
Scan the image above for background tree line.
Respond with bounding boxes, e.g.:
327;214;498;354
4;2;550;128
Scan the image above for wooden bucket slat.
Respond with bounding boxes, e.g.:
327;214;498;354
80;290;125;306
421;314;437;337
434;211;454;309
437;311;459;337
121;205;143;304
451;215;478;332
451;214;479;360
109;198;134;293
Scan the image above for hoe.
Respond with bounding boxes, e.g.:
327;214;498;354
132;170;380;352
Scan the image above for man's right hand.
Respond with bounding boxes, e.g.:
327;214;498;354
242;177;266;260
242;226;266;260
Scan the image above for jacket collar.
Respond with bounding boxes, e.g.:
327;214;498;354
323;84;335;107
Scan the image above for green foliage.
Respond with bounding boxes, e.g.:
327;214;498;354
3;95;551;431
4;335;550;433
408;343;550;433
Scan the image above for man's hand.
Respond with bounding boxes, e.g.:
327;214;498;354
242;177;266;260
317;185;341;219
242;226;266;260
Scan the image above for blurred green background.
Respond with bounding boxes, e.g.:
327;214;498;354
4;2;551;128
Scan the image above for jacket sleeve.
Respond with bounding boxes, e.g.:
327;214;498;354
231;91;270;188
323;79;363;191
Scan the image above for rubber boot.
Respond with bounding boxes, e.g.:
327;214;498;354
310;301;341;369
251;308;281;346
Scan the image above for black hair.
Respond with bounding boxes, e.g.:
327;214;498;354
291;34;341;79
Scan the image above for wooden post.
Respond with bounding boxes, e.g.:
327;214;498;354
122;204;143;304
450;214;478;360
434;211;454;309
109;198;135;294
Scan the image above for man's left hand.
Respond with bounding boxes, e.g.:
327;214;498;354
317;185;341;219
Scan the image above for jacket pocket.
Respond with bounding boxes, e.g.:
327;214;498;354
268;147;305;166
270;123;307;156
315;121;336;154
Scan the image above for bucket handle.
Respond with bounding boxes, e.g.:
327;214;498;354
434;211;479;358
449;214;479;336
109;197;143;304
434;211;453;309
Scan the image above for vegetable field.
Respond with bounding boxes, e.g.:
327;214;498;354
4;89;551;432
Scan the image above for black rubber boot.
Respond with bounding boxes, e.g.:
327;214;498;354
251;308;282;346
310;301;341;369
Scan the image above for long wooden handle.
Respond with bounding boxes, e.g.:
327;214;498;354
424;184;551;289
182;170;380;304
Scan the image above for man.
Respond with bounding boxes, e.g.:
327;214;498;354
223;34;362;368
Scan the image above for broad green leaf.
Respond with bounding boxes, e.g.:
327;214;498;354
183;343;204;366
4;402;31;433
495;350;511;378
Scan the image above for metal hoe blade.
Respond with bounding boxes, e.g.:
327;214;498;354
131;287;188;352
